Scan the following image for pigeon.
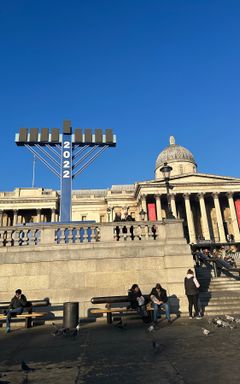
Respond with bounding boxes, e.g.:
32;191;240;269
52;327;68;336
234;318;240;324
114;319;127;329
225;315;235;322
152;340;159;349
21;361;35;373
216;319;224;327
202;328;210;336
148;325;154;332
221;320;230;328
68;329;78;337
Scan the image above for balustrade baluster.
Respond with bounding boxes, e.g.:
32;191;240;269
144;225;149;240
21;229;29;246
29;229;38;246
12;230;20;246
82;227;88;243
59;228;66;244
75;227;81;243
68;227;74;244
0;230;5;247
95;226;101;242
5;230;14;247
89;226;96;243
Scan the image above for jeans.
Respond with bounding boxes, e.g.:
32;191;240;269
6;307;23;329
153;302;171;321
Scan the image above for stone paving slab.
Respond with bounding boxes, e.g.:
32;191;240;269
0;316;239;383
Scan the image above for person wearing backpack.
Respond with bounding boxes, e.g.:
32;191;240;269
184;269;202;319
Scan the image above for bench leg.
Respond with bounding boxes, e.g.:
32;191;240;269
25;308;33;328
107;312;112;325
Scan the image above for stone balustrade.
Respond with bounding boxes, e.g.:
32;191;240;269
0;221;169;247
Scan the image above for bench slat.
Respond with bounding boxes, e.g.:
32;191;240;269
90;306;154;314
0;312;48;320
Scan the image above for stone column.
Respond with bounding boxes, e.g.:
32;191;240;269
213;193;226;242
111;207;115;222
141;194;147;221
37;209;41;223
227;192;240;241
51;208;56;222
155;194;162;220
0;210;3;226
13;210;18;226
198;193;210;240
183;193;196;243
170;194;177;218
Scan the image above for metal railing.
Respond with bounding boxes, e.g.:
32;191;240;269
195;253;240;278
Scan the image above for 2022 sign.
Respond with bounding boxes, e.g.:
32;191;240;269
62;141;71;178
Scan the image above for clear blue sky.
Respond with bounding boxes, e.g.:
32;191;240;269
1;0;240;191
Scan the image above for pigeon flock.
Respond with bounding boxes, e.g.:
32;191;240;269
51;322;80;337
202;315;240;335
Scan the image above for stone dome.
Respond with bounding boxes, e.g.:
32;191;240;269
155;136;197;178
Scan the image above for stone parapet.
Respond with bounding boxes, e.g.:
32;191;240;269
0;220;193;317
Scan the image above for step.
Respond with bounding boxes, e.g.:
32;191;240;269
201;298;240;304
199;277;240;282
203;308;240;315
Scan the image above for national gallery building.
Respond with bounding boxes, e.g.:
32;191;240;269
1;136;240;245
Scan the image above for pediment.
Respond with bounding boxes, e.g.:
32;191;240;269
138;172;240;189
170;173;240;185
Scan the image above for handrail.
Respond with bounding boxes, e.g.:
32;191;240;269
195;253;240;277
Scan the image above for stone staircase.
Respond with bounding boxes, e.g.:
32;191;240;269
196;266;240;316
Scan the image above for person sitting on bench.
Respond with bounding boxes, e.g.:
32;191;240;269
150;283;172;324
5;289;27;333
128;284;150;323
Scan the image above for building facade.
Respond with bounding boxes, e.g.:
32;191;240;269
1;136;240;244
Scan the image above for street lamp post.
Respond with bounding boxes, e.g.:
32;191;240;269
139;208;146;221
107;207;112;222
160;162;175;219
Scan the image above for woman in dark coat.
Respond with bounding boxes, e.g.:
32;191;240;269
184;269;201;319
128;284;150;323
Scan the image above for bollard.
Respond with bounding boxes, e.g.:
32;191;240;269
63;302;79;329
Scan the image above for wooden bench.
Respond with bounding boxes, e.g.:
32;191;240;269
0;298;50;328
90;296;156;324
0;312;48;321
90;307;153;324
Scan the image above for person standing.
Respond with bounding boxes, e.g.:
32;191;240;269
5;289;27;333
184;269;201;319
149;283;172;323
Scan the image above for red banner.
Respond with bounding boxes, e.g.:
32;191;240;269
234;199;240;227
147;203;157;221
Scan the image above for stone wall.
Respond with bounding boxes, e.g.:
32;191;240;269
0;220;193;317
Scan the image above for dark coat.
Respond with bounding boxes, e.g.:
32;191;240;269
150;287;168;303
128;289;143;309
184;277;199;296
9;294;27;309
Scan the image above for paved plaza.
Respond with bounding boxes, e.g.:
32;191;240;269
0;316;239;384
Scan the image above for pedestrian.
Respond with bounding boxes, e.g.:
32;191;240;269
149;283;172;324
184;269;202;319
5;289;27;333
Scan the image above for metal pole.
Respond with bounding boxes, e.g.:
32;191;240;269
60;123;73;222
32;155;36;188
165;179;174;218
